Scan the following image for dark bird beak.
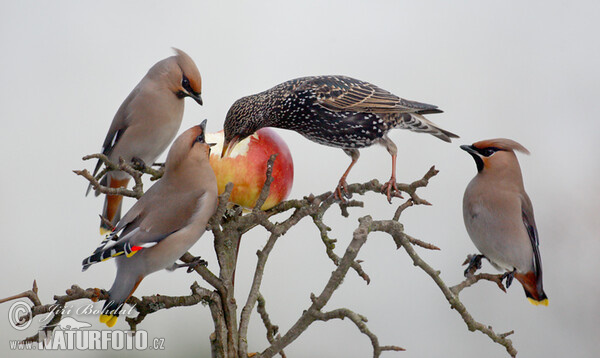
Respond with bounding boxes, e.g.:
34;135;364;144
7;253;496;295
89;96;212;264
460;144;479;156
461;144;484;172
190;92;203;106
221;136;241;158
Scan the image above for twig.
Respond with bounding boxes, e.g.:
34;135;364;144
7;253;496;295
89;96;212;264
253;155;277;211
58;160;521;357
312;308;405;354
257;293;286;358
389;226;518;357
450;273;507;296
260;216;401;358
0;280;41;306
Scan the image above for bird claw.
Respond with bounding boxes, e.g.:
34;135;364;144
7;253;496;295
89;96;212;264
334;180;352;202
168;256;208;273
90;288;106;302
381;179;403;203
131;157;147;170
463;254;485;277
501;269;516;288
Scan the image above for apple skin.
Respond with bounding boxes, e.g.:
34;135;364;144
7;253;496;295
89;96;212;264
206;128;294;210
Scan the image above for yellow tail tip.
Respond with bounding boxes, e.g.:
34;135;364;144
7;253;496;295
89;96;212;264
527;297;549;306
99;314;118;327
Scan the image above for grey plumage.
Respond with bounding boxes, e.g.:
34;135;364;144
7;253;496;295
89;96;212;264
88;48;203;234
461;138;547;305
82;122;218;326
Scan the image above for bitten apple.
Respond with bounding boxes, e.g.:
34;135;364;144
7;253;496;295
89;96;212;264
206;128;293;210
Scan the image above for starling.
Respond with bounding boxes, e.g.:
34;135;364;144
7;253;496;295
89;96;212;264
222;75;459;202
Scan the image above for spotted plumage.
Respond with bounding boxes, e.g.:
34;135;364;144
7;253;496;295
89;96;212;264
222;75;459;201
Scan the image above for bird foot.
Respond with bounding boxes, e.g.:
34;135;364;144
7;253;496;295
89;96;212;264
463;254;485;277
90;288;107;303
381;178;404;203
168;256;208;273
501;269;516;288
130;157;147;170
333;180;352;202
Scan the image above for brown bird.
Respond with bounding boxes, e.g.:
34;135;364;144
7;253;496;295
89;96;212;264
87;48;203;234
221;75;458;202
82;122;218;327
461;138;548;306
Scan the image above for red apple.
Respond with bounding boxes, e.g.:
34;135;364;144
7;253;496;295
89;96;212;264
206;128;294;210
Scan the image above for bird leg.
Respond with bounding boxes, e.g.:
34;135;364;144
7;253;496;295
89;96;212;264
334;149;360;201
463;254;486;277
167;256;208;273
502;269;517;289
378;136;403;203
381;154;404;203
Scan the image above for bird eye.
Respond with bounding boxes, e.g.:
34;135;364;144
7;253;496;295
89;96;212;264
194;134;204;144
182;75;190;89
481;147;500;157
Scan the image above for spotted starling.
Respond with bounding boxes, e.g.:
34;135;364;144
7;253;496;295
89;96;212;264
222;75;459;202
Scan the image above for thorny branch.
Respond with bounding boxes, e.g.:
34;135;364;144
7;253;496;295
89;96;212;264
1;155;518;357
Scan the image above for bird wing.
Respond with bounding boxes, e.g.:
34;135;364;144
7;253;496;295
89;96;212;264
81;215;170;271
304;76;441;114
86;87;142;196
521;194;542;277
82;186;203;271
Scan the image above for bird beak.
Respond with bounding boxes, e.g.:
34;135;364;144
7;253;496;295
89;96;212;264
460;144;479;156
221;136;240;158
461;144;484;172
190;92;203;106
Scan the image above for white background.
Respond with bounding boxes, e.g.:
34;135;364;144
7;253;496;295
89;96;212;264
1;1;599;357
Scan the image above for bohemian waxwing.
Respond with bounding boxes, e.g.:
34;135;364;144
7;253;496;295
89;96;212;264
461;138;548;306
82;122;218;327
87;48;203;234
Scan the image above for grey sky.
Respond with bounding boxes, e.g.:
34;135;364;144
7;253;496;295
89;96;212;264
1;1;599;357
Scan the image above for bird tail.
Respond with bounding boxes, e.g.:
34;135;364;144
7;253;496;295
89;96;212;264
99;300;123;328
100;177;130;235
399;113;459;143
515;271;548;306
100;276;144;327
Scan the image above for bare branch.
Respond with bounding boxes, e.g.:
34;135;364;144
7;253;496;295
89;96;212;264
0;280;41;306
257;293;286;358
56;160;520;357
126;281;218;331
6;282;217;344
450;273;507;296
260;216;401;358
253;154;278;211
74;155;147;199
312;308;405;354
389;227;518;357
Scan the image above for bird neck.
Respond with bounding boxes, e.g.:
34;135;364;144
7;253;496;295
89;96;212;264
479;160;525;192
163;158;215;191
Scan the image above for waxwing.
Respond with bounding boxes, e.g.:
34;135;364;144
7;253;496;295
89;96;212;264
87;48;203;234
461;138;548;305
83;122;218;327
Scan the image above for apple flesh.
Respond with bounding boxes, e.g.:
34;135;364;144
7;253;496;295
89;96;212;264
206;128;294;210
